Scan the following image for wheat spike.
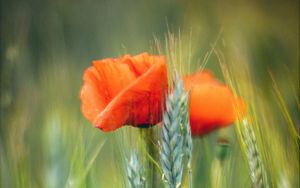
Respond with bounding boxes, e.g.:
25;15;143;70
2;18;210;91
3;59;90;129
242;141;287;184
242;118;269;188
161;73;190;188
181;91;193;188
127;152;146;188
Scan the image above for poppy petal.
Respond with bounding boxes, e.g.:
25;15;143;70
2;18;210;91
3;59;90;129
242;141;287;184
183;70;216;90
93;59;137;100
184;70;246;136
94;60;167;131
80;67;108;122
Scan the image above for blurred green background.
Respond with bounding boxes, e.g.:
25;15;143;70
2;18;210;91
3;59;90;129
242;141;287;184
0;0;299;187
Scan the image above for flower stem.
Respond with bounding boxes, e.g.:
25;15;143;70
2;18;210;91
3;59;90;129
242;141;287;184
140;128;160;188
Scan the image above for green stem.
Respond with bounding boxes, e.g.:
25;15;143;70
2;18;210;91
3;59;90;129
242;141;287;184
188;169;193;188
139;127;161;188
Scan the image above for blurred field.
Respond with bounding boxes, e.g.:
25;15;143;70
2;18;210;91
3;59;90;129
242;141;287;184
0;0;299;187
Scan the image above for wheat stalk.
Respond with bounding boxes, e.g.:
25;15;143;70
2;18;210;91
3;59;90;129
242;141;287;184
242;118;269;188
127;152;146;188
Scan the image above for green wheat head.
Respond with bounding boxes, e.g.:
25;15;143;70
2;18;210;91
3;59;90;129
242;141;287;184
161;73;192;188
181;90;193;188
242;118;269;188
127;152;146;188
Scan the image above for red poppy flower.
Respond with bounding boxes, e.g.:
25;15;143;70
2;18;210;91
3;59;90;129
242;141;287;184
183;70;245;136
80;53;168;132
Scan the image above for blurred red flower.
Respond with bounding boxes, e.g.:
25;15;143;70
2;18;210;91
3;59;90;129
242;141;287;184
183;70;245;136
80;53;168;132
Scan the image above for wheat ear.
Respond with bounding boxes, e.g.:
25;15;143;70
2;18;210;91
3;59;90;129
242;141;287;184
242;118;269;188
181;91;193;188
161;73;190;188
127;152;146;188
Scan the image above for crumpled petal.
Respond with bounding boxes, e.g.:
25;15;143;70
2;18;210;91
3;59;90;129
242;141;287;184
80;67;108;122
